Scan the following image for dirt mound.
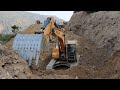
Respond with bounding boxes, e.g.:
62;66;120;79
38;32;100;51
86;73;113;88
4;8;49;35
0;44;34;79
67;11;120;66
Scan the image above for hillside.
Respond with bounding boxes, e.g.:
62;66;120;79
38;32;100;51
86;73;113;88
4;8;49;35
0;11;64;34
67;11;120;66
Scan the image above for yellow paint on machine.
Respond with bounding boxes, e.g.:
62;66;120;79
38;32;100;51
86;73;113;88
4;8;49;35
52;47;59;58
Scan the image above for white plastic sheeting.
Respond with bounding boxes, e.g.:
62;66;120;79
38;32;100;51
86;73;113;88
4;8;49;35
12;34;43;66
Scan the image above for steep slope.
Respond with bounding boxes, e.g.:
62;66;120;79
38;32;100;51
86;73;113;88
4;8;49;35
0;44;34;79
67;11;120;66
0;11;64;34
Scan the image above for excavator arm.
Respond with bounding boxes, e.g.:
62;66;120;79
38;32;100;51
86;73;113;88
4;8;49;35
51;27;65;53
40;17;65;53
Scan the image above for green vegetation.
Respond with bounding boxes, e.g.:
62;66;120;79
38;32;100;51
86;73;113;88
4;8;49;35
11;25;19;34
36;20;42;24
0;34;16;44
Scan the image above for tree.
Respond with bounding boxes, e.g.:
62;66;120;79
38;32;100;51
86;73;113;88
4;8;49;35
11;25;19;34
36;20;41;24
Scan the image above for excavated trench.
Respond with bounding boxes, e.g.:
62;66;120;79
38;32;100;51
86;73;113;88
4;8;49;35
3;13;120;79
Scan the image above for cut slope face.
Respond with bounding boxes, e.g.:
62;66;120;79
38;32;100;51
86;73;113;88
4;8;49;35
67;11;120;66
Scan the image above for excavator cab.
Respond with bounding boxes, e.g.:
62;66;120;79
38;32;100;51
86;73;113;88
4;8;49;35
35;17;51;34
41;17;51;30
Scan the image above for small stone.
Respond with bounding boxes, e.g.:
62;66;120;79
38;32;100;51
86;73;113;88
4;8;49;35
14;55;18;60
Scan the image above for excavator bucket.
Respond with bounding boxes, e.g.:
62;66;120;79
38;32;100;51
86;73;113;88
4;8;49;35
12;34;43;66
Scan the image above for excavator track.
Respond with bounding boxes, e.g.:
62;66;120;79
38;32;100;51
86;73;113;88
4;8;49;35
53;62;70;69
46;54;80;70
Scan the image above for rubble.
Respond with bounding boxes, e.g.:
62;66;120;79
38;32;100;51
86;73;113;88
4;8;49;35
0;43;34;79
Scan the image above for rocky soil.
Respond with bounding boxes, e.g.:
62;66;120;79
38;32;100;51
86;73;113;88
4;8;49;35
67;11;120;66
0;43;34;79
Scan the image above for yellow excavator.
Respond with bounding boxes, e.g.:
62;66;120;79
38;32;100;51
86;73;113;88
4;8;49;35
12;17;78;69
35;17;78;69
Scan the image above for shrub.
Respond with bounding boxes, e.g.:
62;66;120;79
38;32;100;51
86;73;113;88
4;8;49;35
11;25;19;34
0;34;16;44
36;20;41;24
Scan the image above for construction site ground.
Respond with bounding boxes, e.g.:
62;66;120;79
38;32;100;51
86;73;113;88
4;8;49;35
2;24;120;79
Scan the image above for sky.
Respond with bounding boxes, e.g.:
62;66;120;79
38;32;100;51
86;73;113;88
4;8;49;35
26;11;73;21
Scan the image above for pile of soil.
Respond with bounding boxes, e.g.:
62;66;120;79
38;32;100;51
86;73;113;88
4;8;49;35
0;44;34;79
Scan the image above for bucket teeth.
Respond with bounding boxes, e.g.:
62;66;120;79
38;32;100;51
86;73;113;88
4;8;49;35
12;34;43;66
